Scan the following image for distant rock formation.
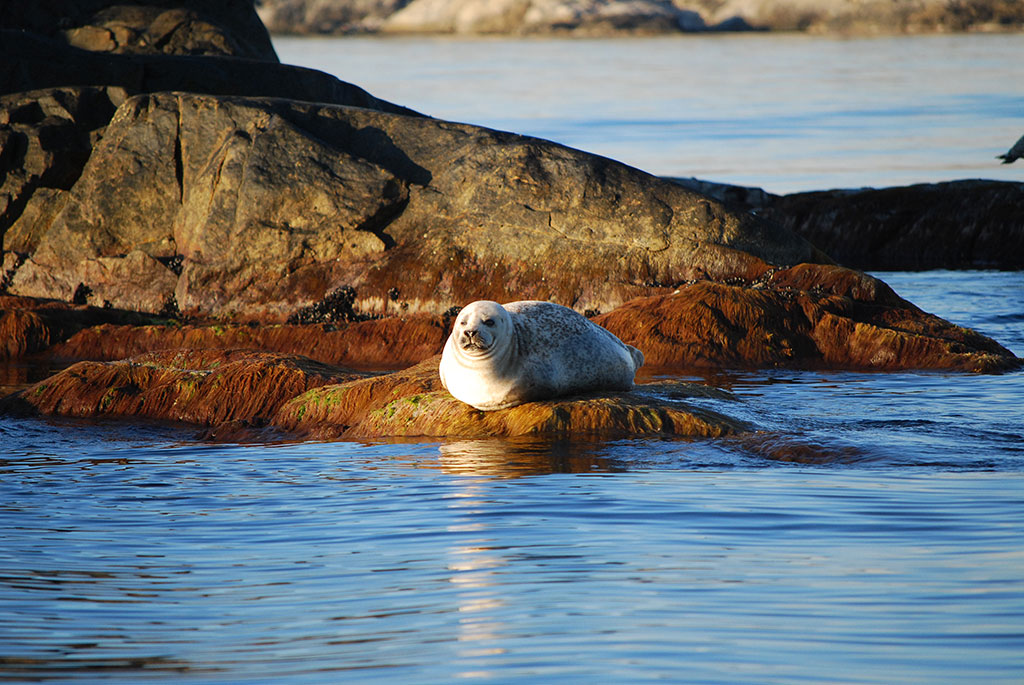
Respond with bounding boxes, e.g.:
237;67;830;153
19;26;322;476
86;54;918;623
256;0;1024;35
670;178;1024;271
258;0;752;34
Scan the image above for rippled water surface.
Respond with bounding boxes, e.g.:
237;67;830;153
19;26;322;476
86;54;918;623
3;34;1024;683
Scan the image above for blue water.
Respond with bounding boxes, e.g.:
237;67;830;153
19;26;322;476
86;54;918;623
2;35;1024;684
274;33;1024;194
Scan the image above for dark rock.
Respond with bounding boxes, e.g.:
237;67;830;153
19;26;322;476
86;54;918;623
762;181;1024;270
0;0;278;60
0;31;419;115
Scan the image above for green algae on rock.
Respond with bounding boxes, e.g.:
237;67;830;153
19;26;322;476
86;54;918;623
274;357;749;440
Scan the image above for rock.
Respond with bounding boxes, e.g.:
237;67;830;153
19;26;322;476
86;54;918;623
44;314;452;369
0;294;164;360
665;177;1024;271
761;181;1024;270
0;348;368;427
594;263;1021;372
253;0;1024;34
381;0;699;35
6;91;824;321
258;0;417;34
1;0;278;60
681;0;1024;33
1;349;748;439
0;31;418;115
0;86;127;239
273;356;749;439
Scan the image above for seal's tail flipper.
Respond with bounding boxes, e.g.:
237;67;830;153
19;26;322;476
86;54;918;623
628;345;644;371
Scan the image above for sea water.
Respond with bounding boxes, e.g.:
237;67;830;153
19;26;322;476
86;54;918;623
1;35;1022;683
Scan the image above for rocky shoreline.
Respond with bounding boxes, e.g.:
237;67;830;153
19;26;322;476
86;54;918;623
1;1;1020;441
256;0;1024;37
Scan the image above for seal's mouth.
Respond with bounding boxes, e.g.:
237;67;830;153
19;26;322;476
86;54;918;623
459;332;490;352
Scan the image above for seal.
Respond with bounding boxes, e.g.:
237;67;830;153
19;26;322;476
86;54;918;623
439;300;645;411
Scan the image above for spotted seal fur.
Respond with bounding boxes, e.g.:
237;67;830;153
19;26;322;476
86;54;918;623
439;300;644;411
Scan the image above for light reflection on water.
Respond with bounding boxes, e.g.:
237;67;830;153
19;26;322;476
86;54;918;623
1;432;1023;682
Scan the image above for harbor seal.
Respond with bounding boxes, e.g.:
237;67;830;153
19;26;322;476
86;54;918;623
439;300;644;411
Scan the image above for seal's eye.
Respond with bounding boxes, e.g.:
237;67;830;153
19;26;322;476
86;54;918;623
482;318;495;327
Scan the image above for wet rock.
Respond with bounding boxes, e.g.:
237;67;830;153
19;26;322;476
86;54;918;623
273;357;749;439
0;348;367;426
45;315;450;370
2;0;278;60
6;91;823;321
0;295;164;360
594;263;1021;372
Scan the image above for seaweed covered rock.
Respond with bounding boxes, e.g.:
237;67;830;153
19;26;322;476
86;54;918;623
1;348;368;426
273;357;749;439
595;264;1020;372
45;314;451;370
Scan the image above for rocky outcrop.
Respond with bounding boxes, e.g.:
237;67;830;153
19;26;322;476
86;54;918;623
45;314;452;369
274;357;748;439
686;0;1024;34
763;181;1024;271
595;264;1020;373
255;0;1024;34
259;0;746;34
0;350;749;439
2;0;278;60
0;348;368;426
0;295;165;360
4;90;824;321
670;178;1024;271
0;31;418;113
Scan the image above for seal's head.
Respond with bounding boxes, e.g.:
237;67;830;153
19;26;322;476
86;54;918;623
453;300;513;358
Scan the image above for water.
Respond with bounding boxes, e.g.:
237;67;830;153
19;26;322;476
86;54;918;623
274;33;1024;194
2;35;1024;683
